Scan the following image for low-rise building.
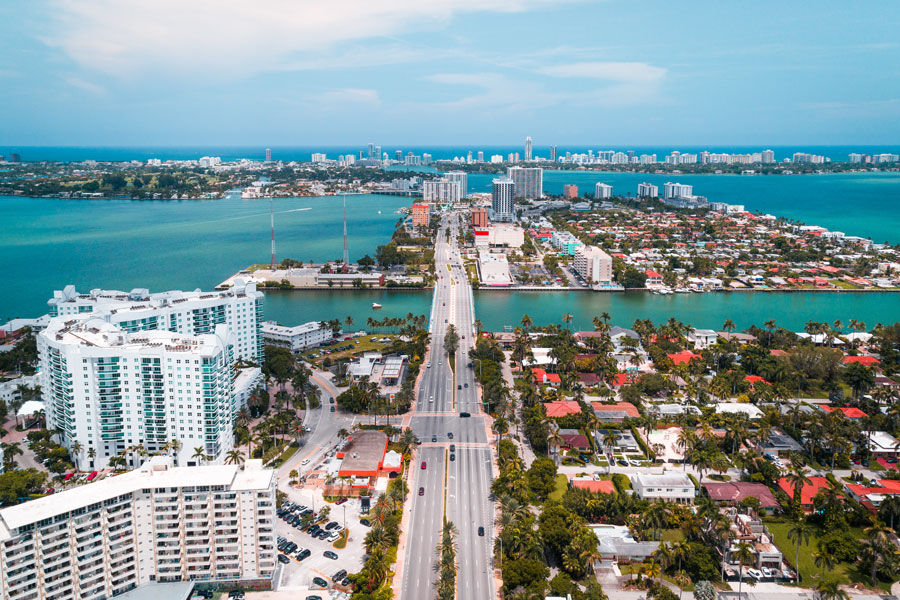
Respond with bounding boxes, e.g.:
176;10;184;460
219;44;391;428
703;482;780;513
573;245;613;285
631;472;695;503
867;431;900;457
590;524;660;563
590;401;640;423
0;457;276;599
688;328;719;349
262;320;332;352
758;429;803;457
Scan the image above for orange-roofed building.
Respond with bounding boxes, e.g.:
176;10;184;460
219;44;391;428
668;350;701;365
545;400;583;418
777;476;834;510
570;478;616;494
590;401;639;423
609;373;629;387
843;356;880;367
818;405;868;419
411;202;431;227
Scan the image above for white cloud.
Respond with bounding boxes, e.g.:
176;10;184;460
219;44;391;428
43;0;585;77
536;61;666;82
64;76;106;95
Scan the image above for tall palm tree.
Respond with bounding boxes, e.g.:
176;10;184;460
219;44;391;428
520;314;533;331
561;313;573;330
225;449;245;467
813;545;837;582
787;518;812;577
815;579;849;600
192;446;208;465
733;541;755;597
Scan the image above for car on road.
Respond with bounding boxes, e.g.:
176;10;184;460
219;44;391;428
478;526;485;536
447;432;453;439
450;453;455;461
427;362;431;368
418;487;424;496
324;551;338;560
449;444;455;452
301;458;310;465
464;383;468;388
460;412;470;417
429;395;434;403
458;384;462;390
329;397;334;403
311;576;329;588
228;592;245;600
278;554;291;564
296;549;311;561
306;596;322;600
421;461;427;469
330;406;335;412
432;435;437;442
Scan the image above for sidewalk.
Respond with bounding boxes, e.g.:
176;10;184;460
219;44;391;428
500;354;536;468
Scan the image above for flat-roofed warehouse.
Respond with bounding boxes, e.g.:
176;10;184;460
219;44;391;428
337;429;389;478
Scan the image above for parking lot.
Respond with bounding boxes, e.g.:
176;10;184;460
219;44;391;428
275;490;368;594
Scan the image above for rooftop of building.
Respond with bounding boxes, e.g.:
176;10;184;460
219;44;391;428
0;457;272;539
631;472;694;487
49;278;261;308
338;429;388;475
262;320;325;335
42;316;226;355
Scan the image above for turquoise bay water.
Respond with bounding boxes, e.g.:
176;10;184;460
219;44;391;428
260;289;900;334
467;171;900;245
0;192;409;320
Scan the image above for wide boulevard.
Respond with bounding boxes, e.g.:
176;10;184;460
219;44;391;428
401;211;496;600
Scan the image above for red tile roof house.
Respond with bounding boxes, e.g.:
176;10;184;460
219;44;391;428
531;368;561;387
667;350;701;365
558;429;592;452
544;400;583;418
844;479;900;512
842;355;880;367
645;270;663;287
777;476;834;511
817;405;868;420
703;482;780;514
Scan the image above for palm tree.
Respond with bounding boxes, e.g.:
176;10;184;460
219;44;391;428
192;446;207;465
561;313;573;330
879;494;900;530
733;541;755;597
520;314;533;331
815;579;849;600
813;545;837;582
87;446;97;468
225;449;245;467
787;518;812;577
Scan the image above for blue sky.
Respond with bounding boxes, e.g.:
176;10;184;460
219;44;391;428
1;0;899;146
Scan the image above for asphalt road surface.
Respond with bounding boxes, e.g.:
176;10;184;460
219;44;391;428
402;212;495;600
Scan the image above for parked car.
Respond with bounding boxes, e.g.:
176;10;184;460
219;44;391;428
278;554;291;564
324;551;338;560
311;576;328;588
333;569;348;581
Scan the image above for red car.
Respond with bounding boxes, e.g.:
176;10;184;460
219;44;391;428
421;461;427;470
86;471;98;481
418;487;424;496
64;473;74;481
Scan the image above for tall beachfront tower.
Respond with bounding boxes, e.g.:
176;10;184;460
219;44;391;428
524;136;533;162
491;177;515;222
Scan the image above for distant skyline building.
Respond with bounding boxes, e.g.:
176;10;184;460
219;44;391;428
524;136;533;162
395;149;403;161
506;166;543;200
477;151;484;162
367;142;375;158
550;145;557;162
491;177;515;222
265;148;271;162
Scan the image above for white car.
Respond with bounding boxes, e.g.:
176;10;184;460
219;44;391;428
301;458;310;466
429;395;434;403
747;568;763;581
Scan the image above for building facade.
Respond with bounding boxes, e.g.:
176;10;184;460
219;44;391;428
411;202;430;228
663;182;693;199
563;184;579;199
38;317;236;470
594;183;612;199
631;473;695;503
524;136;533;162
47;280;264;362
637;183;658;198
443;172;467;199
470;207;489;228
491;178;515;222
573;245;613;285
506;166;543;200
261;320;332;353
0;457;276;600
423;180;461;206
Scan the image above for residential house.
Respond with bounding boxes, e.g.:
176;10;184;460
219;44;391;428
631;472;696;503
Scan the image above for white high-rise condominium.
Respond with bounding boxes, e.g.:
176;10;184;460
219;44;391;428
550;145;557;162
594;183;613;199
524;136;533;161
47;279;264;362
637;182;658;198
573;245;613;285
491;178;515;222
423;179;461;206
477;151;484;162
761;149;775;163
0;456;276;599
39;316;236;470
444;171;468;199
506;166;543;200
664;182;693;199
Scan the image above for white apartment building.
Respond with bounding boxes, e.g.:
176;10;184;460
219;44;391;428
444;171;468;198
38;317;235;470
631;472;696;503
423;180;461;206
47;279;264;362
491;178;515;222
637;182;658;198
594;183;612;199
506;166;543;200
261;320;332;353
0;457;276;600
663;182;693;199
573;245;613;285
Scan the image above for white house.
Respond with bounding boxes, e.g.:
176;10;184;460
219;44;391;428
631;472;696;503
687;328;719;349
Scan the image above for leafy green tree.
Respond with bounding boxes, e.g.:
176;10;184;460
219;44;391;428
526;457;557;500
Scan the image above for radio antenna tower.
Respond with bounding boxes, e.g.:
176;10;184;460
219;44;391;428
270;197;277;270
342;195;349;265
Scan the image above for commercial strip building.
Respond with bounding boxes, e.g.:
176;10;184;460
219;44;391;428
47;280;264;362
38;317;236;470
261;320;332;353
573;245;613;285
0;457;276;600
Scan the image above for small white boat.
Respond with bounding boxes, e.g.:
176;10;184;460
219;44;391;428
372;303;382;309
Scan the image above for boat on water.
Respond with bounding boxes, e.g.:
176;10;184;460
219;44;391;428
372;303;382;309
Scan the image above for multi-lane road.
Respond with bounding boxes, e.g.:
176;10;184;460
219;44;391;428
402;212;495;600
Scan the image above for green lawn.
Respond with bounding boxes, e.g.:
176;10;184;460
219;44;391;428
660;529;685;542
301;335;398;365
549;474;568;501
